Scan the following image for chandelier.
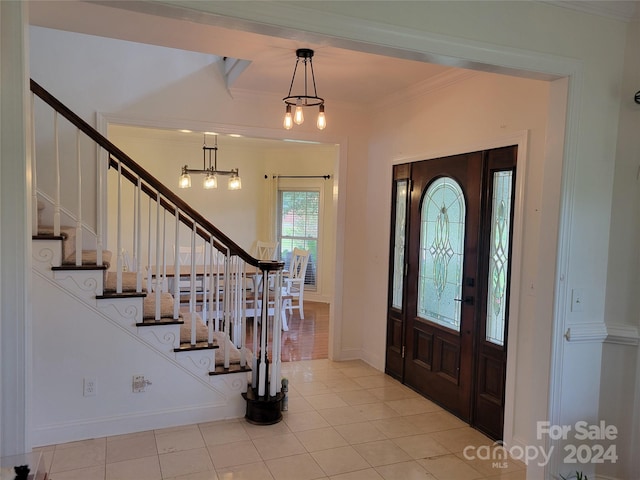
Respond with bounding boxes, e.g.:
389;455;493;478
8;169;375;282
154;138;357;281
178;134;241;190
283;48;326;130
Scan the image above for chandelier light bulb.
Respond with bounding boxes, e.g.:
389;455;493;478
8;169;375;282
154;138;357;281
283;105;293;130
203;173;217;189
228;173;242;191
294;101;304;125
316;104;326;130
179;169;191;188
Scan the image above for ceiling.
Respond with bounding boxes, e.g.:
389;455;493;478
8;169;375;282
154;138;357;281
27;1;463;109
28;1;638;124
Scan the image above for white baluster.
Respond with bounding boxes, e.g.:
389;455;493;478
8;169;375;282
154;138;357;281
146;196;152;298
258;267;268;397
208;237;215;345
116;161;123;293
270;270;283;396
75;129;83;267
190;224;197;345
224;252;231;369
240;261;247;369
53;112;60;237
252;277;259;389
173;208;180;320
30;93;38;234
161;209;167;293
96;144;104;270
135;177;142;292
155;193;161;320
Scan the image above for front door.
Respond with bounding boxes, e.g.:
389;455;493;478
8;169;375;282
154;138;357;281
386;146;517;440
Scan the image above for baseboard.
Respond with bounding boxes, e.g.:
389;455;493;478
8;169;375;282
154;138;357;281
32;400;245;447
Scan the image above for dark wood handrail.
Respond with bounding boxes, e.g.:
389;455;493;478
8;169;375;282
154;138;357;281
30;78;260;267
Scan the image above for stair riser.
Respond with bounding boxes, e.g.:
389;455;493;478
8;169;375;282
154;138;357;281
53;269;105;298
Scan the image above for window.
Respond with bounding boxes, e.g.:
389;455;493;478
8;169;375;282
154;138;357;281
278;189;320;289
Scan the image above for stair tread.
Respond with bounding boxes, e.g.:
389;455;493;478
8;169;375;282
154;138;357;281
136;318;184;326
209;364;252;375
174;342;219;352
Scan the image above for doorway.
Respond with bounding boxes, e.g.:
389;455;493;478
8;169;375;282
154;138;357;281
386;145;517;440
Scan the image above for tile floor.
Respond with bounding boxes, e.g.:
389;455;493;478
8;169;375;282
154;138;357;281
35;359;526;480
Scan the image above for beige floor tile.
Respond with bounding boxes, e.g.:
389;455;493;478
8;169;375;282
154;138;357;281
242;419;292;439
352;439;412;467
340;365;382;378
208;440;262;469
336;389;380;406
294;426;348;452
155;424;205;454
164;471;219;480
310;445;370;476
455;450;526;476
283;395;316;413
330;468;384;480
265;453;325;480
355;402;400;421
403;411;468;434
46;465;105;480
199;421;249;446
54;437;106;451
33;445;55;473
292;381;331;397
367;385;418;402
106;431;158;464
482;469;527;480
305;393;349;410
392;434;450;459
159;448;214;479
284;411;330;432
385;397;442;416
418;454;484;480
352;375;396;389
370;416;425;438
105;455;161;480
334;422;387;445
50;440;106;473
430;427;494;453
324;377;362;393
253;433;307;460
216;461;274;480
375;460;436;480
317;405;369;426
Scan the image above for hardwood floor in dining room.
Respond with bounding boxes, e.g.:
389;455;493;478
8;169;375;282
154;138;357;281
246;301;330;361
281;301;329;361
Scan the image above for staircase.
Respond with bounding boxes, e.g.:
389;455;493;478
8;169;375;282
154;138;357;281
29;80;285;446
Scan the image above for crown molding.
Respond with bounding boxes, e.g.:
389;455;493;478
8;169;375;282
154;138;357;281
543;1;639;22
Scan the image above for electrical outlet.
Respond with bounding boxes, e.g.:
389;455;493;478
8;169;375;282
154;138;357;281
83;378;96;397
132;374;151;393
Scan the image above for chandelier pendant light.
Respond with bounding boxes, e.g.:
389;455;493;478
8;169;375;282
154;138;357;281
179;134;241;190
283;48;326;130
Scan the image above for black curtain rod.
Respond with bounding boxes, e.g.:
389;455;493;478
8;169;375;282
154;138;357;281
265;174;331;179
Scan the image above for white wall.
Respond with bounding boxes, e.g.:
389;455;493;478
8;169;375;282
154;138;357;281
26;1;640;476
106;126;337;301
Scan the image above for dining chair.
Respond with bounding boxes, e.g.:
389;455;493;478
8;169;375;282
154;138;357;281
254;240;279;260
283;248;311;319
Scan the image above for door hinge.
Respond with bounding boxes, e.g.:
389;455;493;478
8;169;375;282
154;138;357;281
402;346;406;358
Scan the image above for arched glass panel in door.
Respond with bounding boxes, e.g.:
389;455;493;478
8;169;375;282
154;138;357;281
418;177;465;331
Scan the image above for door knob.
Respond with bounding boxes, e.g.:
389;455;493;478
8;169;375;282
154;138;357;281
454;296;474;305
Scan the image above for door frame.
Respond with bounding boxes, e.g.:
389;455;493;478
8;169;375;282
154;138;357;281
389;131;528;447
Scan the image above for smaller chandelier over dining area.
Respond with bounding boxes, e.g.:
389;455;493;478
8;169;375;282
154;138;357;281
178;134;241;190
283;48;326;130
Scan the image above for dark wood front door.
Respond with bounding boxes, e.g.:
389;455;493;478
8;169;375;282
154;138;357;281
386;146;517;440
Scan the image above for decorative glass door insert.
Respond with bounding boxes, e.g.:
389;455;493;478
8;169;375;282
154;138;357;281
418;177;465;331
485;171;513;346
391;180;408;309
